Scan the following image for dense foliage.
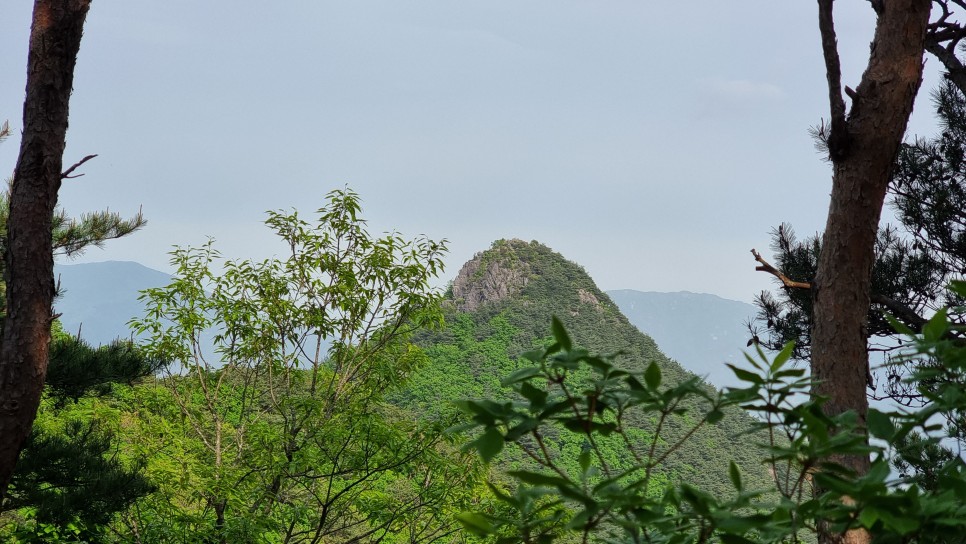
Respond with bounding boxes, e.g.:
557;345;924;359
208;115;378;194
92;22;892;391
109;189;480;543
1;190;490;543
458;290;966;542
0;331;163;543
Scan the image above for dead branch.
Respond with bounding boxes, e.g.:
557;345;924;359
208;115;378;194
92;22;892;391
751;248;812;289
751;249;931;332
61;154;97;179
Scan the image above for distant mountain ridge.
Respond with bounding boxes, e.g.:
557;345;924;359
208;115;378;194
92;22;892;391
54;261;172;346
607;289;757;389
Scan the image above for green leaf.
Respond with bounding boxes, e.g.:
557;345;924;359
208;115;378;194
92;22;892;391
950;279;966;295
501;366;541;386
728;461;743;491
727;364;764;385
864;457;891;484
504;418;539;441
812;472;855;495
922;307;949;342
521;349;545;363
884;313;915;336
566;508;596;530
645;362;662;390
885;514;920;535
707;409;724;424
485;482;516;506
679;484;714;517
551;316;572;351
742;351;764;371
519;381;548;409
507;470;570;487
462;399;512;420
470;427;504;463
584;356;614;374
770;341;795;372
455;512;494;537
857;507;879;528
866;409;894;440
626;375;645;392
562;418;617;435
773;367;806;379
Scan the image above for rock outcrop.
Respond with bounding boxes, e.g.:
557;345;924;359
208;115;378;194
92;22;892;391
451;239;531;312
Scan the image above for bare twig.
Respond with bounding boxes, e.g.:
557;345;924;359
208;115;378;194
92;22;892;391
61;153;97;179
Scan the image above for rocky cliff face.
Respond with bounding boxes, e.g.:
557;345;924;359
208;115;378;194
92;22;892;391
451;239;531;312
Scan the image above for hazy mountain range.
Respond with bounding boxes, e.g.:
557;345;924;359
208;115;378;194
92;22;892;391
54;261;171;344
607;290;757;389
53;258;758;390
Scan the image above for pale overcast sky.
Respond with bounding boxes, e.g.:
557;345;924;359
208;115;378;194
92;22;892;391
0;2;947;301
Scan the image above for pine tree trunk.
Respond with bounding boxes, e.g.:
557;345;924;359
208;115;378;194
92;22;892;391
812;1;930;542
0;0;91;500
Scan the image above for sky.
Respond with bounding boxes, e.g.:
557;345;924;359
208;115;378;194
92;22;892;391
0;1;948;302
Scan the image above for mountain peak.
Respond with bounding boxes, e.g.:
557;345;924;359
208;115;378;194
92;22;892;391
451;239;606;316
408;241;775;495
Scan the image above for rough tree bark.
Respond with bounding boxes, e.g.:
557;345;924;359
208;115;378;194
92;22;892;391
812;1;930;543
0;0;92;500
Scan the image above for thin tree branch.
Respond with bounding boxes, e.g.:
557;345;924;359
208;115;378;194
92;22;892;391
818;0;851;159
61;154;97;179
870;293;929;329
926;41;966;96
924;1;966;94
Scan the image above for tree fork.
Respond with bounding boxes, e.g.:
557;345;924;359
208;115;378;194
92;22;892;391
0;0;91;499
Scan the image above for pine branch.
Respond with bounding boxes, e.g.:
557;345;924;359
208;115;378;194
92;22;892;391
751;248;930;332
870;293;928;330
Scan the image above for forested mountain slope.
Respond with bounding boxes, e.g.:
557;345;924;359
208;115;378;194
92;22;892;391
399;239;773;497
